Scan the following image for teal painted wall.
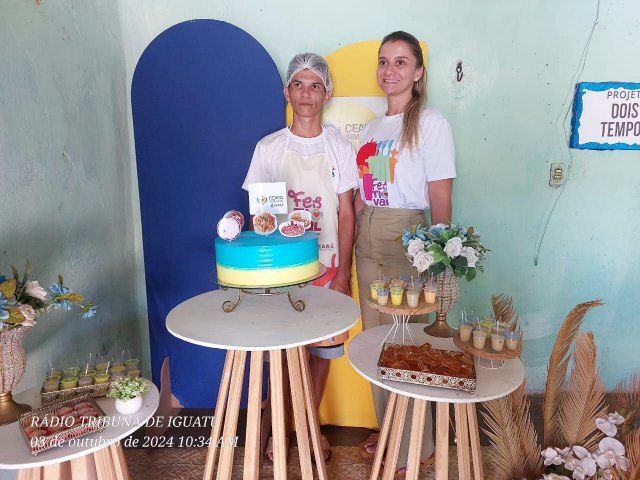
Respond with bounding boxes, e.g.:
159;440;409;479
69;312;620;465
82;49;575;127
0;3;638;474
0;0;149;426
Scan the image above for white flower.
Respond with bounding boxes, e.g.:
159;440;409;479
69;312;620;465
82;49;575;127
432;223;447;230
18;304;37;326
407;239;426;257
542;474;571;480
568;448;596;480
443;237;463;258
595;437;627;471
542;447;565;466
412;251;434;273
596;412;624;437
25;280;48;301
460;246;479;267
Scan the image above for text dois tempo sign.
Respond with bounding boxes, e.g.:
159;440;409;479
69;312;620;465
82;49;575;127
570;82;640;150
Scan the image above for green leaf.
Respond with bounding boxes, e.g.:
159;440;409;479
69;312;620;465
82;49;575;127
0;279;17;299
10;264;19;282
467;226;475;237
451;256;467;267
465;268;477;282
453;266;465;277
428;264;445;276
61;293;84;303
5;307;25;324
58;275;64;285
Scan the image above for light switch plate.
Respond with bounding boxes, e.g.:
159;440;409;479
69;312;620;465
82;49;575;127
549;163;565;187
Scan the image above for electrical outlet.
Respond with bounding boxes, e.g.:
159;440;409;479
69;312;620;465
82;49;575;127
549;163;565;187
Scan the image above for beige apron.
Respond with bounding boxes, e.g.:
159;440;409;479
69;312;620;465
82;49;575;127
281;134;348;346
280;135;338;268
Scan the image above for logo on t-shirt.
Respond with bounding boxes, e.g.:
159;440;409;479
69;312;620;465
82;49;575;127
356;139;398;205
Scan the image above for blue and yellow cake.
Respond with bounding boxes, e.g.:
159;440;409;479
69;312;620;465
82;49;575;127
215;231;320;287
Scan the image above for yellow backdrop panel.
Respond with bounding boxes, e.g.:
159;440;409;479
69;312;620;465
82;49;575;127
286;39;428;428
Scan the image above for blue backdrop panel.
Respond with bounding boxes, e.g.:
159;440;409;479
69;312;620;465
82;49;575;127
132;20;283;407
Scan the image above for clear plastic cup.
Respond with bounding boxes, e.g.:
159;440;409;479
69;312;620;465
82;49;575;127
459;324;473;342
423;285;437;304
390;287;404;306
406;289;420;308
472;328;488;349
491;333;505;352
376;287;390;306
504;330;521;350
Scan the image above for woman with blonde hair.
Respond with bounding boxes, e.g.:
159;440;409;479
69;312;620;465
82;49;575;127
354;30;456;477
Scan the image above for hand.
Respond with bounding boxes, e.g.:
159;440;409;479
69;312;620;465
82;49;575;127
329;271;351;296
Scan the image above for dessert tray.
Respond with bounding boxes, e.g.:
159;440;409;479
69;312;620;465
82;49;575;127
452;330;522;360
377;342;476;392
19;395;106;456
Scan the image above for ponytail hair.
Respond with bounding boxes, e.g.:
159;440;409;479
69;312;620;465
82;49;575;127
380;31;426;150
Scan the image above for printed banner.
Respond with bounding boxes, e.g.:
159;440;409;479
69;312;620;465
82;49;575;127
570;81;640;150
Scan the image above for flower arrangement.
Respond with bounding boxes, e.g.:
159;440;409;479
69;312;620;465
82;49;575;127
0;261;96;330
540;413;629;480
401;223;487;281
107;376;149;402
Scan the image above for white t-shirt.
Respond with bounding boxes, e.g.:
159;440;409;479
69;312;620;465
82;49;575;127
242;127;359;199
356;107;456;210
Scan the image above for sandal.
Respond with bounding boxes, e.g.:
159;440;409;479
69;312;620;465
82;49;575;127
310;434;332;463
263;435;290;464
358;432;379;460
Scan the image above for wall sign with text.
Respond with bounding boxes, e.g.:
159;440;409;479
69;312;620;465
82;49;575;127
570;81;640;150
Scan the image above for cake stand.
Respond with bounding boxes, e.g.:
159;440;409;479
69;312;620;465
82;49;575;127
366;296;438;347
216;265;327;312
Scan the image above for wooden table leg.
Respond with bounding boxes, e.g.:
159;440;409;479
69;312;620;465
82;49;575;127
297;346;328;480
369;392;398;480
454;404;471;480
466;403;484;480
93;445;117;480
217;350;247;480
405;399;428;480
243;351;264;480
109;443;130;480
38;462;71;480
70;453;97;480
286;348;313;478
382;394;409;480
269;349;287;480
435;402;450;480
204;351;235;480
17;468;42;480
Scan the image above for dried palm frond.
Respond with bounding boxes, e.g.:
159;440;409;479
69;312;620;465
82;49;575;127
482;383;543;479
556;332;606;450
610;373;640;442
491;293;519;331
611;428;640;480
543;299;603;447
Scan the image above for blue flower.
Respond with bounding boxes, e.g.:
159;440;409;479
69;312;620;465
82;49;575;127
0;275;6;283
49;282;70;297
81;304;97;319
0;296;10;321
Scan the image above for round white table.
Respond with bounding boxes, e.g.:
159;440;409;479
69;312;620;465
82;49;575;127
348;324;525;480
166;286;360;480
0;382;159;479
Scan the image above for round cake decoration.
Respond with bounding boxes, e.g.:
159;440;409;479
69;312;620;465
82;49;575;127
217;216;242;241
253;212;277;235
279;221;305;238
223;210;245;229
288;210;312;229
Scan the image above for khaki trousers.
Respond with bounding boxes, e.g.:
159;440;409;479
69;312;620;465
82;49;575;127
355;205;434;466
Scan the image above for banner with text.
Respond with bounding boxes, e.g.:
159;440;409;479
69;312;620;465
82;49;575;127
570;81;640;150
